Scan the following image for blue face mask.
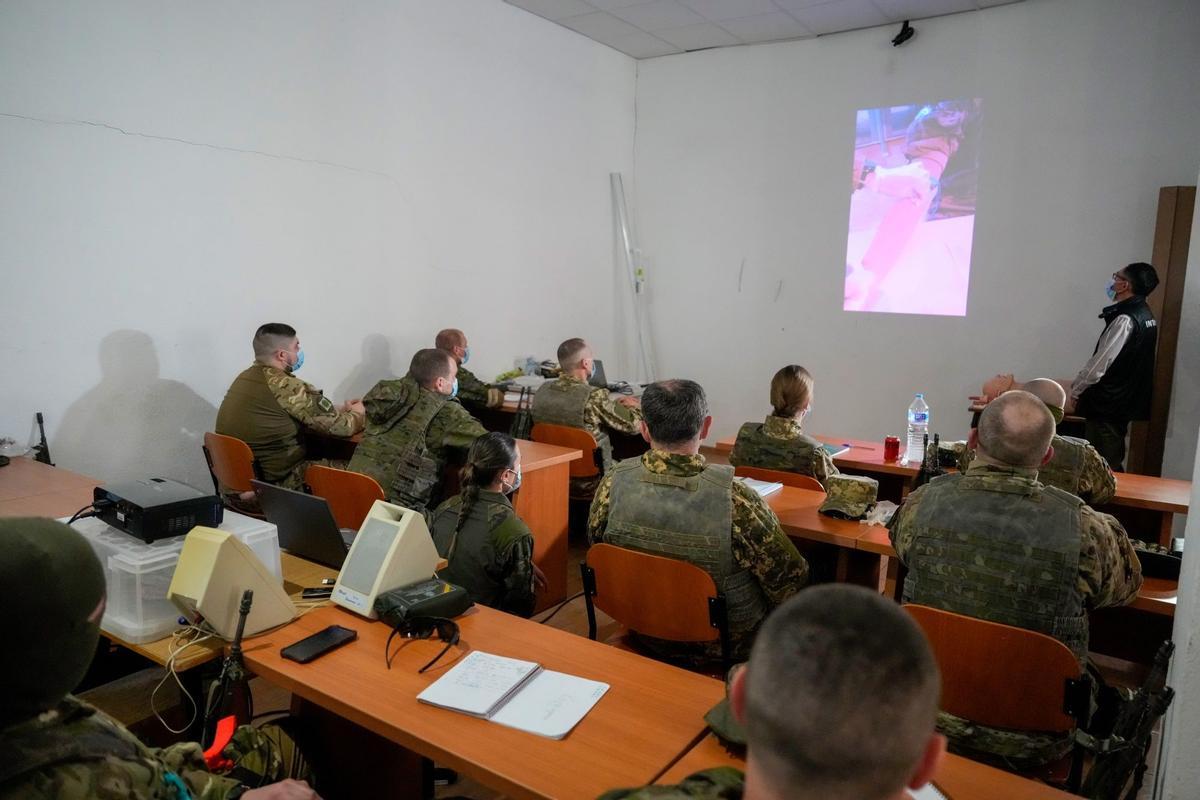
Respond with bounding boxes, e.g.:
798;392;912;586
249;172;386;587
450;378;459;398
587;360;596;380
290;349;305;373
504;466;522;494
461;346;470;365
1105;282;1117;301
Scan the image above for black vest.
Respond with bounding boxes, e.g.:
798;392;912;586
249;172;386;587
1078;296;1157;422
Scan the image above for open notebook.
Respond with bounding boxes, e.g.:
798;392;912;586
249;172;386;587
736;477;784;497
908;782;949;800
821;442;851;458
417;650;609;739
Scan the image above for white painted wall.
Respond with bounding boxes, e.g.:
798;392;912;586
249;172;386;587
631;0;1200;463
0;0;635;488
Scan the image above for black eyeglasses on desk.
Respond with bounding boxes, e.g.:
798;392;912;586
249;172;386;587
384;616;461;674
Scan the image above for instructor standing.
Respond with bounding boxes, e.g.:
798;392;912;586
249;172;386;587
1066;262;1159;471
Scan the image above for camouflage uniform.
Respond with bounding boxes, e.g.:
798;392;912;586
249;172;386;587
597;767;745;799
454;365;502;411
348;376;486;513
956;436;1116;505
0;695;288;799
531;376;644;495
889;463;1142;769
428;490;537;617
215;363;363;490
728;415;839;489
589;451;808;663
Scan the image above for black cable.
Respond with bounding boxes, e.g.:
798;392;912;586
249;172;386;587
66;503;96;525
534;591;584;625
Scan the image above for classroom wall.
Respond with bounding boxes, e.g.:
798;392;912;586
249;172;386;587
0;0;635;488
631;0;1200;470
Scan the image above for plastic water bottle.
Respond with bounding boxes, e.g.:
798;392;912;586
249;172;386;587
905;394;929;465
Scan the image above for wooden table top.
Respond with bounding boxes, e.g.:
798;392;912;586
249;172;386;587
715;434;1191;513
765;486;871;549
244;604;723;800
0;457;102;518
515;438;584;469
657;734;1077;799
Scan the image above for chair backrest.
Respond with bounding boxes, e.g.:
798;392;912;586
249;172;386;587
732;465;824;493
530;422;601;478
584;543;723;644
903;604;1083;733
305;464;386;531
203;432;259;494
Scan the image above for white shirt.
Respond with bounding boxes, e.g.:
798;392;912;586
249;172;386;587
1070;315;1134;401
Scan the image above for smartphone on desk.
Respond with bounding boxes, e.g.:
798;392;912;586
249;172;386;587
281;625;358;664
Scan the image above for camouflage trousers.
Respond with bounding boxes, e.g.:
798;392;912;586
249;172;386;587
220;721;314;788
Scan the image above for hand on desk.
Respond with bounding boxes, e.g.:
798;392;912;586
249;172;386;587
617;396;640;409
243;779;322;800
342;399;366;416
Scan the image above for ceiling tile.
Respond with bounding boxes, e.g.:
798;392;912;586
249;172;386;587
505;0;598;21
719;11;813;42
605;29;686;56
557;10;647;38
585;0;652;9
778;0;890;35
872;0;978;22
655;21;742;49
677;0;781;22
611;0;708;31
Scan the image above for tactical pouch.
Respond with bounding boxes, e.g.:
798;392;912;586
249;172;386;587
374;578;474;627
391;446;439;511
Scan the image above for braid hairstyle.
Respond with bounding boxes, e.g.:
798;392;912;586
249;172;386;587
448;432;519;558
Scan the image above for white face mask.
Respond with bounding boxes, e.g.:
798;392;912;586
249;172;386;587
503;466;522;494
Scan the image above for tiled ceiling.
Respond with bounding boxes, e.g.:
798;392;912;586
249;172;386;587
505;0;1023;58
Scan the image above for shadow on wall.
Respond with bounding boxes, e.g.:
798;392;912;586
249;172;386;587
54;330;216;489
332;333;395;401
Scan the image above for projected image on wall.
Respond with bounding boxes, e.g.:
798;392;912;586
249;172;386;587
844;98;982;316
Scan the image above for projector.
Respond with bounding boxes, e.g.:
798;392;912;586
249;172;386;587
94;478;223;544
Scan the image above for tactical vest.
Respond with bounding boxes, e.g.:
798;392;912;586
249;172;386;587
430;492;528;611
1037;435;1088;497
531;380;613;469
729;420;824;480
902;473;1088;661
214;364;303;483
353;389;447;513
603;459;769;639
1079;296;1157;422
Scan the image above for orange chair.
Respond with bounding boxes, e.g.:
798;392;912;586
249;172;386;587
305;464;385;532
530;422;603;498
202;432;264;516
903;604;1089;791
732;465;824;493
582;543;731;672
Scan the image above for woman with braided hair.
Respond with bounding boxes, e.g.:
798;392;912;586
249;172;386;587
428;432;543;617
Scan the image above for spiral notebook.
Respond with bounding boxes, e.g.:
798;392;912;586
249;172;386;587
417;650;609;739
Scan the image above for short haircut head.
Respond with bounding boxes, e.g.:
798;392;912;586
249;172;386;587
1020;378;1066;411
641;379;708;446
745;585;940;799
409;348;454;390
252;323;297;361
976;390;1055;468
435;328;466;352
1122;262;1159;296
557;338;590;371
770;365;814;417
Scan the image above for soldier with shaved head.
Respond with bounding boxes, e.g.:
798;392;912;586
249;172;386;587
889;390;1142;770
435;328;503;411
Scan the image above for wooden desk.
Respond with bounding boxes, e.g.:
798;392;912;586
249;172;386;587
0;457;102;518
511;440;582;611
765;486;883;587
244;604;724;800
657;734;1078;799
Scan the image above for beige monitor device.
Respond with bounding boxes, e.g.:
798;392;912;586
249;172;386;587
332;499;440;619
168;527;297;640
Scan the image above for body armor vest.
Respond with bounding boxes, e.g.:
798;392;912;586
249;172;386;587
603;459;768;638
531;379;613;469
902;473;1088;661
1037;435;1088;497
729;420;824;479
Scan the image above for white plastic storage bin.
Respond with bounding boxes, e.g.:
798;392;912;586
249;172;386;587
71;512;281;644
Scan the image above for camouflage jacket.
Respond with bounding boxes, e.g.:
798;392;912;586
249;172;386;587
728;415;839;488
890;463;1142;769
956;436;1116;505
589;451;808;660
348;376;486;510
215;363;363;484
597;768;745;799
541;376;644;440
428;490;537;617
0;696;241;800
455;365;499;410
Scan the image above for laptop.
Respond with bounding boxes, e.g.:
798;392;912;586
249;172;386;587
251;480;355;569
588;358;609;389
